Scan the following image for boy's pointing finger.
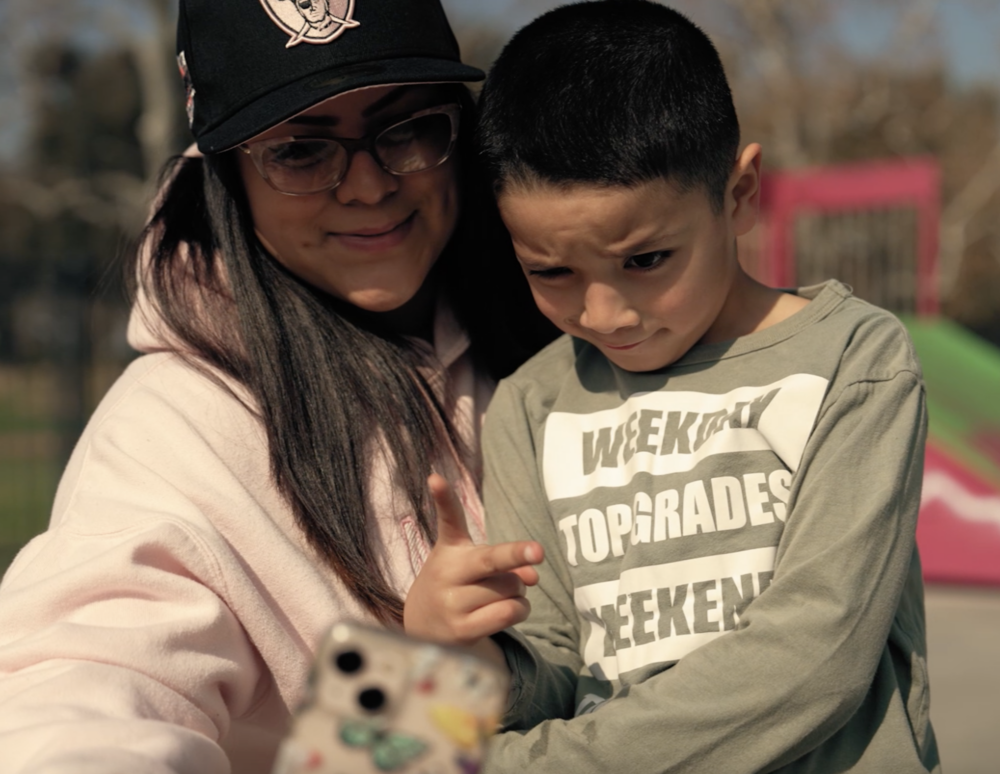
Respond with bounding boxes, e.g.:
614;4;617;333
468;540;544;581
428;473;473;546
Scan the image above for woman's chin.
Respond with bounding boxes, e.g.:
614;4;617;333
339;287;423;313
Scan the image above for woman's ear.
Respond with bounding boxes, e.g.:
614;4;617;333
727;143;763;237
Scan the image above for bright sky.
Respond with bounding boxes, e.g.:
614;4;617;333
442;0;1000;86
836;1;1000;84
1;0;997;163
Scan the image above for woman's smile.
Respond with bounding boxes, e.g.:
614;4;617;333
328;212;416;252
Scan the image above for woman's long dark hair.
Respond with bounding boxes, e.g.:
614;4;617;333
127;87;556;624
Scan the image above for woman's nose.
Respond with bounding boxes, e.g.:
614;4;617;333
577;283;641;335
334;150;400;206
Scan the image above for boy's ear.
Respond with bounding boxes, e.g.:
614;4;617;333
727;143;763;237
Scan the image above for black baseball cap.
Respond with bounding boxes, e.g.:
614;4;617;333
177;0;485;153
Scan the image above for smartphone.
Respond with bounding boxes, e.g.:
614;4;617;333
271;621;509;774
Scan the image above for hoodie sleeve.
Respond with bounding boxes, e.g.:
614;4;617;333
0;360;271;774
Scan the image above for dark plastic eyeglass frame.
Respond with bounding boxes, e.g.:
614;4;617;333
239;103;462;196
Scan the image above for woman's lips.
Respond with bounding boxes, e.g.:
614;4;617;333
330;213;415;251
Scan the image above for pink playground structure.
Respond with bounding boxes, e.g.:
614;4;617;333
752;157;1000;586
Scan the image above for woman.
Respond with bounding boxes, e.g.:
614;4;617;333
0;1;554;772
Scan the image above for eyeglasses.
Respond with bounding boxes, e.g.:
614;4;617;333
240;103;461;196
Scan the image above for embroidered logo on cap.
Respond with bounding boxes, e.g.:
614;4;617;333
176;51;196;127
259;0;360;49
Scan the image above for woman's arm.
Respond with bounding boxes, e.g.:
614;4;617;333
0;522;256;774
0;355;315;774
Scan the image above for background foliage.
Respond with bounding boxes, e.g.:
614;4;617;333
1;0;999;563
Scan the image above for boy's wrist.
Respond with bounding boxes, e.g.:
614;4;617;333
469;636;509;672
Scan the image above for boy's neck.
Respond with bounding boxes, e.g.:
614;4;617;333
700;271;810;347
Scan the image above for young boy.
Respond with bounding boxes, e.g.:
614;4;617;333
405;2;938;771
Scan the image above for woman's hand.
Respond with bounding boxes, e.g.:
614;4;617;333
404;474;544;649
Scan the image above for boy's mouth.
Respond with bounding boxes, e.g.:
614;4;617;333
603;337;646;351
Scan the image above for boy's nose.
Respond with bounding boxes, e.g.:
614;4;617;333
577;283;641;335
334;150;399;206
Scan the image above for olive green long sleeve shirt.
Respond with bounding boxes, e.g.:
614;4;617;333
483;282;938;773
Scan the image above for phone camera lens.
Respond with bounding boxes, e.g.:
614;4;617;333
334;650;363;674
358;687;386;712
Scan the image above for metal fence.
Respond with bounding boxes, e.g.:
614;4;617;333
793;207;921;314
746;158;941;316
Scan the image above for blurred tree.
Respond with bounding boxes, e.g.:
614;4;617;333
1;0;184;236
0;0;187;468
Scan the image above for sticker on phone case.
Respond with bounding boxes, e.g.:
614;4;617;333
340;719;429;772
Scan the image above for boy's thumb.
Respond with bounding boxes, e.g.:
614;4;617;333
428;473;472;547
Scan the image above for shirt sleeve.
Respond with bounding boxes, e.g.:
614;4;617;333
482;367;929;773
483;379;584;729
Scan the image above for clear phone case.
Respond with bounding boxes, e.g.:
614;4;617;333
271;622;509;774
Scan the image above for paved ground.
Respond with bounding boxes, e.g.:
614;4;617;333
925;583;1000;773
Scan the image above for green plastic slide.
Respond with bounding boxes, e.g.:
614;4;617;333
901;316;1000;489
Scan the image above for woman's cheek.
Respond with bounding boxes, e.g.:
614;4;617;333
425;162;461;252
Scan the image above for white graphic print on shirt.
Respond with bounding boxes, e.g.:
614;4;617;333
540;374;829;681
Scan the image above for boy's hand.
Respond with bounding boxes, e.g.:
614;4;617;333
404;474;544;648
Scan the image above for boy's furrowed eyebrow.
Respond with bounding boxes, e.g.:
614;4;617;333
607;231;686;259
513;251;562;269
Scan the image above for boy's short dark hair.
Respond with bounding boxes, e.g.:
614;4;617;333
478;0;740;209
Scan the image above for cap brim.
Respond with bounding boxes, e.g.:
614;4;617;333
196;57;484;154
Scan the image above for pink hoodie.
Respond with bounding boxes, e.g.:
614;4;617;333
0;284;493;773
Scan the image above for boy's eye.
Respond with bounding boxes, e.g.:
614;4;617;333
625;250;672;271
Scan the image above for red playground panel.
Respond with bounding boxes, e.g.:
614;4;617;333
754;157;940;315
919;444;1000;586
755;159;1000;586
